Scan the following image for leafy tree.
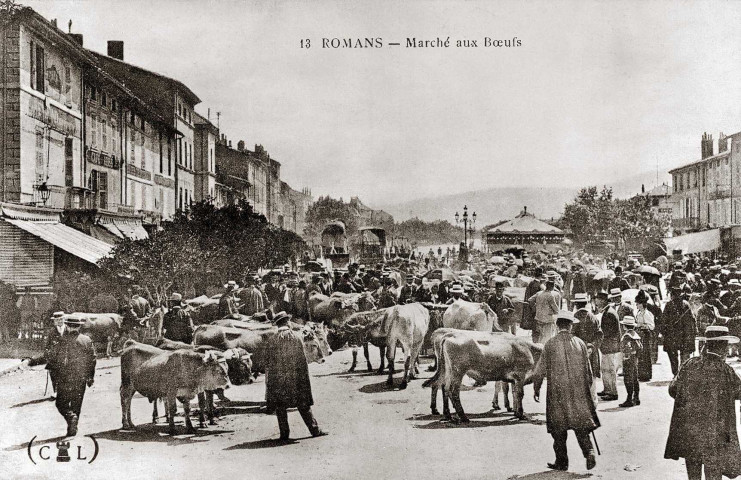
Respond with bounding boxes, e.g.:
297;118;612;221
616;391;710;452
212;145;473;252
98;200;305;303
392;218;465;246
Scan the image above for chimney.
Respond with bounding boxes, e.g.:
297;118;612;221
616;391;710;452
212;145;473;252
68;34;83;46
701;132;714;159
107;41;124;61
228;140;232;148
719;132;728;153
51;19;57;28
523;206;527;215
237;140;245;151
641;184;645;193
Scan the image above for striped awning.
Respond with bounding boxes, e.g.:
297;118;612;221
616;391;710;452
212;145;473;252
4;219;113;264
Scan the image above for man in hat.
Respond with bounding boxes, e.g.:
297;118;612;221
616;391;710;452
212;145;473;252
528;275;561;344
532;311;599;472
44;311;67;398
665;325;741;480
162;293;194;344
572;293;602;398
619;315;643;407
663;285;695;376
522;268;545;331
265;311;327;441
609;266;631;292
218;281;240;319
413;277;431;303
445;283;469;304
335;272;357;294
46;315;96;437
640;284;663;364
398;274;417;305
595;290;620;401
241;275;265;316
668;262;687;291
487;281;516;334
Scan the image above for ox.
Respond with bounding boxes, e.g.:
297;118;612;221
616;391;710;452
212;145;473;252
442;300;499;331
209;319;332;359
120;341;230;434
65;313;122;357
423;330;542;422
193;323;326;374
308;291;376;327
340;308;392;374
347;303;429;389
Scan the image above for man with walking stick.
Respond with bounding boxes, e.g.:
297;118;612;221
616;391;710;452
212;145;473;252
532;310;600;471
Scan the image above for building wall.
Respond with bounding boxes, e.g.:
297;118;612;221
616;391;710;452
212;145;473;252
194;120;218;205
13;23;84;208
175;93;195;211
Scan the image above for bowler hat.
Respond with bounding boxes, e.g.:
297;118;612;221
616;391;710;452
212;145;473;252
271;311;292;326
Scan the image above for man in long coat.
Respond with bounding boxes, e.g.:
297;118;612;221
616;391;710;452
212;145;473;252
521;268;544;330
596;291;621;401
662;285;696;376
241;275;265;316
47;315;96;437
665;325;741;480
532;311;600;472
218;281;240;318
44;311;67;398
572;293;602;399
266;311;327;441
529;276;560;344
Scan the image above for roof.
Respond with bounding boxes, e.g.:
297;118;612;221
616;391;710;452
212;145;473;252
486;210;563;235
669;149;730;174
645;183;671;197
4;219;113;264
194;111;219;135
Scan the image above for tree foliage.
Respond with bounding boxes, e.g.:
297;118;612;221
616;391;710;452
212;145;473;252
392;218;465;246
558;186;670;252
98;200;305;303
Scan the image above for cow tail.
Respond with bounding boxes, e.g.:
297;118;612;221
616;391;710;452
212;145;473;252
422;337;446;388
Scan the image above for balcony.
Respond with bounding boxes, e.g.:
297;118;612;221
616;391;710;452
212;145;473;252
33;185;93;210
672;217;700;230
708;186;732;200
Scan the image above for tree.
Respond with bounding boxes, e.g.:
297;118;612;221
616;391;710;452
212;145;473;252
98;200;306;303
559;186;669;255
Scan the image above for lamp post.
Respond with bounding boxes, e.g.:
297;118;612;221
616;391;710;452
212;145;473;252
454;205;477;246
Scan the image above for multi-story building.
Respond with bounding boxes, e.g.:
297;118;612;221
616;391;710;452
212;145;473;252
641;183;673;219
349;196;394;231
193;111;220;205
215;135;267;216
669;132;741;234
90;47;201;217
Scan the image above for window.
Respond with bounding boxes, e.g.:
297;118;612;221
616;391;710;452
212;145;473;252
179;187;183;210
90;114;98;148
130;129;136;164
31;43;45;94
101;118;107;150
111;121;117;155
159;133;163;174
102;92;107;108
178;138;182;164
91;170;108;210
112;100;118;112
65;138;73;187
167;142;172;176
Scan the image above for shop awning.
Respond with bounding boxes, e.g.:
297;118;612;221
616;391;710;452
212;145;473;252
5;219;113;264
112;219;148;241
664;229;721;255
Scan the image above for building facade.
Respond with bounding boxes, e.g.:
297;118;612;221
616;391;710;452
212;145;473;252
669;131;741;234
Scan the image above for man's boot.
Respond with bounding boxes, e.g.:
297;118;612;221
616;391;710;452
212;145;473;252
66;413;78;437
586;452;596;470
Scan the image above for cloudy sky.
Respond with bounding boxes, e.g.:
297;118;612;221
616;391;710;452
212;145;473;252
25;0;741;208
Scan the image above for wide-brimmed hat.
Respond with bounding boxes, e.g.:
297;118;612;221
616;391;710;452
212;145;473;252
52;311;65;318
620;315;637;327
64;315;85;326
449;284;465;294
608;288;622;299
728;279;741;288
639;284;659;295
169;292;182;302
699;325;739;344
573;293;589;303
596;290;609;299
271;311;292;326
556;311;579;324
224;280;240;290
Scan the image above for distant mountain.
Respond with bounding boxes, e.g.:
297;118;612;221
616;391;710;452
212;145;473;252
373;170;672;227
374;187;578;228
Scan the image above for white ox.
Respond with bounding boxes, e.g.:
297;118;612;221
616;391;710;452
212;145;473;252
442;300;499;332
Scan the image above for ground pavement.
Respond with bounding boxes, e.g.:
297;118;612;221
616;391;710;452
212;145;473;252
1;340;738;480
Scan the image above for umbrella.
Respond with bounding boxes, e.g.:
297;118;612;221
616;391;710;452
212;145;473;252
621;288;640;303
637;265;660;276
593;269;615;281
489;256;506;264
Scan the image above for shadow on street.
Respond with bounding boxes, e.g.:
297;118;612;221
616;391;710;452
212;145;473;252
10;396;55;408
93;425;233;446
507;471;593;479
223;436;311;450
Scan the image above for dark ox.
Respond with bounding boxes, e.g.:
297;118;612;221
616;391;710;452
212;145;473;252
120;340;230;434
423;330;542;422
66;313;122;357
193;323;326;374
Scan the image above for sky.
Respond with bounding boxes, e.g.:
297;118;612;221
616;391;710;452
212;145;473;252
23;0;741;209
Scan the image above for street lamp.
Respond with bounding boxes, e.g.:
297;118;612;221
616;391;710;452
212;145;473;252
455;205;476;246
36;182;50;206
